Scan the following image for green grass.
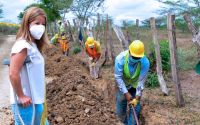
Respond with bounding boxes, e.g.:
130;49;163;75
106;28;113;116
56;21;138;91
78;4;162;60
177;45;199;71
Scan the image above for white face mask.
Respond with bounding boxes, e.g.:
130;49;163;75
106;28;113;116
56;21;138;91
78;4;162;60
29;25;45;40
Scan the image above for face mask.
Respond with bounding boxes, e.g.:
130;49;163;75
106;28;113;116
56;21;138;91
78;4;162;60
89;45;94;49
29;25;45;40
129;56;141;64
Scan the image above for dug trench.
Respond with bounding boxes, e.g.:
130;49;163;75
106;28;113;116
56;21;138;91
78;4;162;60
44;46;122;125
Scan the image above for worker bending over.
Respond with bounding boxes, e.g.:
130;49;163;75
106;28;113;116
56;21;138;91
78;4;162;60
85;37;101;79
114;40;150;125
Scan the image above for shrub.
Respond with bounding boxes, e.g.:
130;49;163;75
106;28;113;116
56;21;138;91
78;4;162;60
160;40;170;72
0;22;19;35
148;39;170;72
146;39;170;88
73;47;81;54
145;72;159;88
177;46;198;71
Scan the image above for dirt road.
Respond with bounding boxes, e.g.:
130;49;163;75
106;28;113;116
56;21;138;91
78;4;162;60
0;35;15;124
0;35;15;108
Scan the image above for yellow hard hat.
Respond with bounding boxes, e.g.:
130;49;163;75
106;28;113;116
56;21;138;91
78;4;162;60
86;37;95;47
62;36;66;39
55;34;58;38
129;40;144;58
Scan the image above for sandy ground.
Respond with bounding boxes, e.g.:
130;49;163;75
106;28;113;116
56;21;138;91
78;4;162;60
0;35;15;108
0;35;15;125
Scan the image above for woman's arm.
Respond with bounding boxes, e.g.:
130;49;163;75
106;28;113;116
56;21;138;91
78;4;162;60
9;48;32;107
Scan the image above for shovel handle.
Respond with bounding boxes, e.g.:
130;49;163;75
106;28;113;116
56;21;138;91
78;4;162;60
131;105;140;125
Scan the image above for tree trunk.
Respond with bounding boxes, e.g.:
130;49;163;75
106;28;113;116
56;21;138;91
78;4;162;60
150;17;169;95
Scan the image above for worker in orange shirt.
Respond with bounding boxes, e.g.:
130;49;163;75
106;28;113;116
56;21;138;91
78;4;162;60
85;37;101;79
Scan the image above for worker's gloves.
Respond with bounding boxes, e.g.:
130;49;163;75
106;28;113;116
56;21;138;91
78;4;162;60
89;57;93;61
91;62;96;67
129;98;139;107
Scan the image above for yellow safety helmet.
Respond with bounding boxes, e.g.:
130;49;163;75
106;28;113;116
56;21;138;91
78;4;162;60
86;37;95;47
129;40;144;58
55;34;59;39
62;36;66;40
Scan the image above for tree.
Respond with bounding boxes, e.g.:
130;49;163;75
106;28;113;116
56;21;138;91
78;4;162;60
157;0;200;28
18;0;73;22
175;17;188;32
40;0;73;20
70;0;105;24
0;4;3;18
141;16;167;29
18;3;60;23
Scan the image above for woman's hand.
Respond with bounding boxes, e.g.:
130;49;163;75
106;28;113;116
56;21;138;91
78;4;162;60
18;95;32;107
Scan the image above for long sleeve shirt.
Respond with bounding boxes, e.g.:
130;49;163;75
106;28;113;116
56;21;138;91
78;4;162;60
114;50;150;97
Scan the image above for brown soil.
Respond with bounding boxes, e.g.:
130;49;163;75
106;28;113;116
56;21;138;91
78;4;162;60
44;46;122;125
45;32;200;125
1;31;200;125
140;70;200;125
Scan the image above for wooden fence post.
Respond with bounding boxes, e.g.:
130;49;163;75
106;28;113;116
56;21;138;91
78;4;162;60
67;20;75;42
112;25;128;50
96;13;100;41
183;13;200;58
109;19;115;64
150;17;169;95
102;14;109;66
167;14;185;107
136;19;140;40
93;19;96;39
73;19;79;43
125;21;131;44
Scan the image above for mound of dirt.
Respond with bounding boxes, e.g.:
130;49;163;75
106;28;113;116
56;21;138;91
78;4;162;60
44;46;121;125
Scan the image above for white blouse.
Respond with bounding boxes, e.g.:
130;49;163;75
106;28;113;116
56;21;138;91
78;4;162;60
10;39;45;104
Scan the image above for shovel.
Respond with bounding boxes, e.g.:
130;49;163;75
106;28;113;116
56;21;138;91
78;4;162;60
130;104;140;125
3;56;35;125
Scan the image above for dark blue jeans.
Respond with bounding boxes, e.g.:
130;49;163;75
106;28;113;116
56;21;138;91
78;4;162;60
116;88;141;125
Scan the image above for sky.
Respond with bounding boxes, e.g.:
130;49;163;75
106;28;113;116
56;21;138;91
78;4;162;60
0;0;164;25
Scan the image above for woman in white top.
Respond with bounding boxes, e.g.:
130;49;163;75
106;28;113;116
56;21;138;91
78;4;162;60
9;7;49;125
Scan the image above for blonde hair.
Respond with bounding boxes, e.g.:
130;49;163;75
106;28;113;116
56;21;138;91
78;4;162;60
16;7;48;52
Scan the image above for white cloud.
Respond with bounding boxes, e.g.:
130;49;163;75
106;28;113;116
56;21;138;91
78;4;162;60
104;0;164;24
0;0;164;25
